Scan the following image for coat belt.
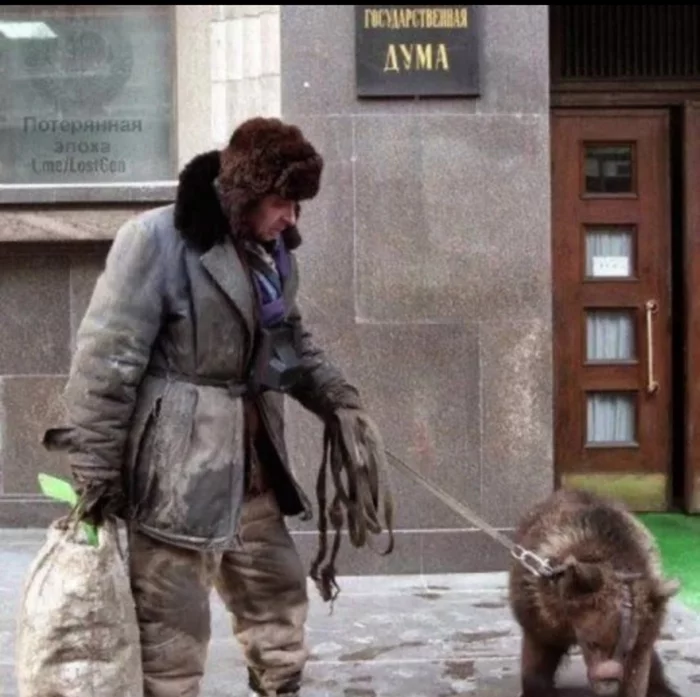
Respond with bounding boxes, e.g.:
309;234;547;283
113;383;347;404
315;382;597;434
146;366;249;397
145;365;268;494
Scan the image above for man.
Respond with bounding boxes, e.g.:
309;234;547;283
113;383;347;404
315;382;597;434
42;116;392;697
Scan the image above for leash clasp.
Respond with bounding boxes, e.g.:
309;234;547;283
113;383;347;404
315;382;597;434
511;545;561;578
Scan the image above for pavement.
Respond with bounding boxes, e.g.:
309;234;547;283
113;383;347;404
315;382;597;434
2;529;700;697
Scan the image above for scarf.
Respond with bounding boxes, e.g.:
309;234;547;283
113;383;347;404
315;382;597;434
244;237;291;327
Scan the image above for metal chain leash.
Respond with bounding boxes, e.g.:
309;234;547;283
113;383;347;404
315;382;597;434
383;449;562;579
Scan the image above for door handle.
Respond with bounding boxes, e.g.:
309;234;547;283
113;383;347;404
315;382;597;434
645;300;659;395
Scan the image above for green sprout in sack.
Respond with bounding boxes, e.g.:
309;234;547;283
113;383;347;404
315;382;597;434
38;473;99;547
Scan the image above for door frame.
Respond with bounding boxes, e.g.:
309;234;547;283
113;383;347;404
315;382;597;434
683;101;700;513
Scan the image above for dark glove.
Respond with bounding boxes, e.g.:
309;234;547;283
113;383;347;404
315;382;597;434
326;406;395;538
74;476;124;527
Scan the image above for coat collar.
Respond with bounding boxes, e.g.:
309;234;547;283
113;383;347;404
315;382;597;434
199;237;300;340
199;237;257;338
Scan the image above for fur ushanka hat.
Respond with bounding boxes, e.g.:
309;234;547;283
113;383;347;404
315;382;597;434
218;117;323;244
173;116;324;252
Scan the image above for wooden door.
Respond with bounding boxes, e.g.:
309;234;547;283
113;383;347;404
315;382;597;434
552;109;672;511
684;101;700;513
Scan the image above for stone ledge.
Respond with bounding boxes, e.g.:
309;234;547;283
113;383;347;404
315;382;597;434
0;183;176;207
0;206;157;243
0;499;515;575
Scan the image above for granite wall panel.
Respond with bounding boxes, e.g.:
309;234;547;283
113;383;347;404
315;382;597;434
0;245;109;523
0;254;71;376
0;376;71;495
353;114;550;324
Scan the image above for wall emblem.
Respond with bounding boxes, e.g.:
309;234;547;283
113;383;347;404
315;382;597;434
22;19;134;109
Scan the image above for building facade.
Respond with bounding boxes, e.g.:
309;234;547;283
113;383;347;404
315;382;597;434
0;5;697;575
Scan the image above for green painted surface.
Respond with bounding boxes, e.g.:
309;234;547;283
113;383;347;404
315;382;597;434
638;513;700;612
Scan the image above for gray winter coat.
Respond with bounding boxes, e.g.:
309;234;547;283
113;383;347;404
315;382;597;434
44;150;363;551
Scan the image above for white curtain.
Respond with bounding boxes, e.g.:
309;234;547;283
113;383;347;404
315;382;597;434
587;311;634;361
584;228;636;443
587;393;635;443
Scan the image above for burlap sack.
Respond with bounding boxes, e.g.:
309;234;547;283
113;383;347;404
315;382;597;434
15;513;143;697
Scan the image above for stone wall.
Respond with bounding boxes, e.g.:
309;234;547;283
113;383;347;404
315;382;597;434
0;5;554;576
210;5;282;141
277;5;554;574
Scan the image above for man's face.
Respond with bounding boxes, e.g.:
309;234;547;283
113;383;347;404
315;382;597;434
249;194;297;243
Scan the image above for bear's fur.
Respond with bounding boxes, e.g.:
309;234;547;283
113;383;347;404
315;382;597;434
508;488;682;697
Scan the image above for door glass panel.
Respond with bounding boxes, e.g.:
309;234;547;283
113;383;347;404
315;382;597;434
586;310;635;361
585;225;634;278
586;392;637;445
584;144;634;193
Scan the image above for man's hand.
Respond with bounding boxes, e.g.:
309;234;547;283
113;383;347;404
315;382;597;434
74;477;124;527
310;404;396;604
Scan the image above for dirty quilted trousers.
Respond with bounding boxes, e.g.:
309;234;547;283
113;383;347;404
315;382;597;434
127;490;309;697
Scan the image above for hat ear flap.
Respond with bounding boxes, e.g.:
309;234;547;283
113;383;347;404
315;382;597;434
282;225;302;250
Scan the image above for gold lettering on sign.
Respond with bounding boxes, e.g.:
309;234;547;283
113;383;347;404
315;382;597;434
383;43;450;72
364;7;468;30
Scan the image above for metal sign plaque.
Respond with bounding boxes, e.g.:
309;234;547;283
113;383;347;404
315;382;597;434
355;5;480;98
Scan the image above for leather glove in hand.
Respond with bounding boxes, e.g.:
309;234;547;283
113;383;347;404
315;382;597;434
327;406;395;541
